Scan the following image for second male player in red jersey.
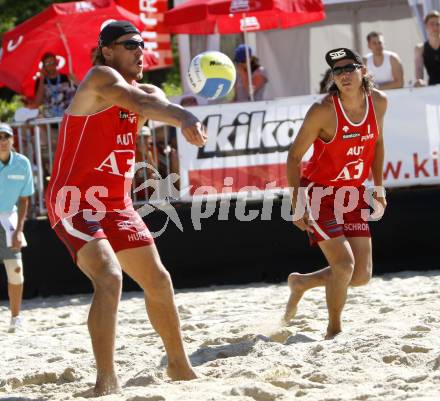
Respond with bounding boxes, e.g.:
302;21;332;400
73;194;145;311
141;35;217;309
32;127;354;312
46;21;206;396
284;48;387;339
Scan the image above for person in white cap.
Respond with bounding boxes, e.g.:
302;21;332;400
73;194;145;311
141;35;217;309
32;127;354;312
0;122;34;333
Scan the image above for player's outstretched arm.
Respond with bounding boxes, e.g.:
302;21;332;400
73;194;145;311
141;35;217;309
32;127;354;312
86;66;207;147
371;89;388;212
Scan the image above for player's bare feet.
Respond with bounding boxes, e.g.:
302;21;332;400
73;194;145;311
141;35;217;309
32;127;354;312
94;374;121;397
283;273;307;323
325;325;342;340
167;363;197;381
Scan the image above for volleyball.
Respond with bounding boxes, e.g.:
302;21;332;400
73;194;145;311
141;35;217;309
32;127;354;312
187;51;236;99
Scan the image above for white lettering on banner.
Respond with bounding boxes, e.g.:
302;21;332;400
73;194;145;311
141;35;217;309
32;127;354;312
178;86;440;201
140;0;157;14
144;42;158;51
75;1;95;12
241;17;260;31
199;111;302;158
94;150;135;177
139;0;159;56
231;0;250;13
141;17;158;27
7;36;23;52
142;31;157;40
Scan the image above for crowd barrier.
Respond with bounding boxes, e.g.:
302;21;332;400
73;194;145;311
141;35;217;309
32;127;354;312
9;117;178;218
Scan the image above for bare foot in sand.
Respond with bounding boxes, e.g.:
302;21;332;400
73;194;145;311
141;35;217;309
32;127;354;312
167;363;197;381
74;378;121;398
325;325;342;340
283;273;307;323
94;374;121;397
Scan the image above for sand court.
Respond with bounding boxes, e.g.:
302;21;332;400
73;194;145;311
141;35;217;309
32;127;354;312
1;270;440;401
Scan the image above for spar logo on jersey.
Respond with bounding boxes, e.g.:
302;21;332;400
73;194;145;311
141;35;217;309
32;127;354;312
342;132;361;140
196;110;303;159
119;111;137;124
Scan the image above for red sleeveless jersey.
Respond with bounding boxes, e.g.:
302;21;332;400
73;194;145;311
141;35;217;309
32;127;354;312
302;93;378;187
46;106;139;227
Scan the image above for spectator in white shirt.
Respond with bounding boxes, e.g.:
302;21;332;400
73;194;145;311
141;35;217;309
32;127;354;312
363;31;404;89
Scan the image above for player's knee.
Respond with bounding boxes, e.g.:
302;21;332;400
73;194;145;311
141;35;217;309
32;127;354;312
4;259;24;285
93;267;123;297
145;267;172;299
333;258;354;282
351;263;372;287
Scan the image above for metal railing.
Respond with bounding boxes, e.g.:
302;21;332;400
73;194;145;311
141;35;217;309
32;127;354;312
9;117;177;218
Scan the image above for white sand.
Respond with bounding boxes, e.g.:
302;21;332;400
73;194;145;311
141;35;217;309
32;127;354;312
1;270;440;401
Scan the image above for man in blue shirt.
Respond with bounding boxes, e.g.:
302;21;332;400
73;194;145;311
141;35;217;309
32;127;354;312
0;122;34;333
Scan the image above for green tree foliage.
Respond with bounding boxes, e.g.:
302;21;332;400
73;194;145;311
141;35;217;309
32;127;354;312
0;95;23;121
142;35;183;97
0;0;67;36
161;35;183;97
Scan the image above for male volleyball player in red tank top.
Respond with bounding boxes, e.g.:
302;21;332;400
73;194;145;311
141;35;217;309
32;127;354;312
283;48;387;339
45;21;206;396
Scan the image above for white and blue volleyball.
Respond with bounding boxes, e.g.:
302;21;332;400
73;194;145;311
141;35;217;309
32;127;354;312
187;51;236;99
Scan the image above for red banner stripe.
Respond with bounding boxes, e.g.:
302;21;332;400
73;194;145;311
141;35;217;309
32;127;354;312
188;164;288;194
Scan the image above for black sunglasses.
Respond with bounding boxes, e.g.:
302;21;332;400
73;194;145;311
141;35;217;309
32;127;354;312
114;39;145;51
332;63;362;76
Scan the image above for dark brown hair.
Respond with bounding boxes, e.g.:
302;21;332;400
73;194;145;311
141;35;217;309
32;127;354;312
93;46;106;66
250;56;261;73
41;52;56;62
366;31;383;42
328;73;375;95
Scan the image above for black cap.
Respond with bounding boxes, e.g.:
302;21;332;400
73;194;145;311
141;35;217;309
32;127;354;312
99;20;141;47
325;48;363;68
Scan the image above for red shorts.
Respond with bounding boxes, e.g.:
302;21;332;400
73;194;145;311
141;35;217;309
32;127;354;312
301;178;371;246
53;208;154;262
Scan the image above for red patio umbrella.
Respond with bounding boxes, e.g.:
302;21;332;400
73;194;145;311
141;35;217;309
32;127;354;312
164;0;325;99
0;0;158;98
164;0;325;34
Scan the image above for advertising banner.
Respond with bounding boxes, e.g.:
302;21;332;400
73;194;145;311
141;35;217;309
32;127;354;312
177;86;440;201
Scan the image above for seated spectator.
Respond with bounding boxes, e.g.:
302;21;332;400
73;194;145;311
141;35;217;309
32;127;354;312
363;31;404;89
32;52;77;118
415;10;440;87
233;44;268;102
